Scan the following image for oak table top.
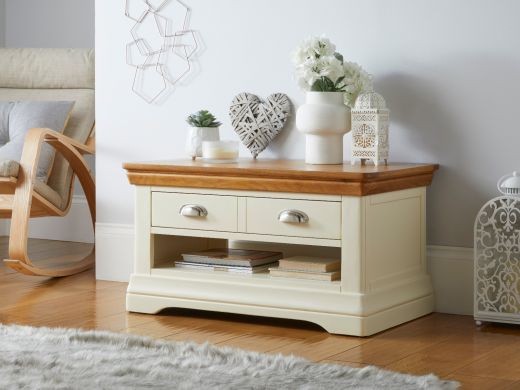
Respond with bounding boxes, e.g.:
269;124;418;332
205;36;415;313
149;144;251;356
123;159;439;196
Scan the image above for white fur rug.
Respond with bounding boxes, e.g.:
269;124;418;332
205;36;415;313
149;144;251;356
0;324;458;389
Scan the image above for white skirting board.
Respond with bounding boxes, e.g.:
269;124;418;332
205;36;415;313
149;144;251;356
0;195;94;243
95;224;474;315
427;245;474;315
95;223;135;282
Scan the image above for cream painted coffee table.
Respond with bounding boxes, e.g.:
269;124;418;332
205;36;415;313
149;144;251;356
123;159;438;336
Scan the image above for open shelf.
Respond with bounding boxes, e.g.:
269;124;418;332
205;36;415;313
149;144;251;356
150;232;342;292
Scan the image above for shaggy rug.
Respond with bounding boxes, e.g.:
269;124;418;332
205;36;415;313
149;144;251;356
0;324;458;390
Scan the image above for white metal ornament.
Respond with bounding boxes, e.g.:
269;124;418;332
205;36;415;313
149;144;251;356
474;171;520;326
350;89;389;166
229;92;291;159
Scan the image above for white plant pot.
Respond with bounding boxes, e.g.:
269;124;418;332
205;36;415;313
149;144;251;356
185;127;220;159
296;92;351;165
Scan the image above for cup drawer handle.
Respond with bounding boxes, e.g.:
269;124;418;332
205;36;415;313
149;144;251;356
179;204;208;217
278;210;309;224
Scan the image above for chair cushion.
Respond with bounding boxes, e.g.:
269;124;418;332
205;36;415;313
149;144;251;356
0;161;63;208
0;101;74;180
33;179;63;209
0;159;19;177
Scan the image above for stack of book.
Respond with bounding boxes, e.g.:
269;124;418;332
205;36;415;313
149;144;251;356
175;248;282;274
269;256;341;281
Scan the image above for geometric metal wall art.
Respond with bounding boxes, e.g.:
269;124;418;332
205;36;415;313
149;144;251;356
125;0;199;103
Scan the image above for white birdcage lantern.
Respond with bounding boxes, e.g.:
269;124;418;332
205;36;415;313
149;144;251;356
350;89;389;166
474;171;520;326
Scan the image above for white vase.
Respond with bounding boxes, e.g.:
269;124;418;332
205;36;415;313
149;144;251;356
296;92;351;164
185;127;220;159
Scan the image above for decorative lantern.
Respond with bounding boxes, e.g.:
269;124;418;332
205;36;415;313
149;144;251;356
350;89;389;166
474;171;520;326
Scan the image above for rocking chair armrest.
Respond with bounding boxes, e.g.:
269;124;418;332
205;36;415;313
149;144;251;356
43;130;95;155
17;127;94;197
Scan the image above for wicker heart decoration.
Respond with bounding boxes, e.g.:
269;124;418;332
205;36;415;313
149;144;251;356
229;92;291;158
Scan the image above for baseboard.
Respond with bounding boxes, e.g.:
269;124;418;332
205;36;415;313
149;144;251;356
0;195;94;243
427;245;474;315
94;223;475;315
95;223;135;282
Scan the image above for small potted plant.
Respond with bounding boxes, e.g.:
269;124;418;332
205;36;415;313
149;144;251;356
293;36;371;164
185;110;222;159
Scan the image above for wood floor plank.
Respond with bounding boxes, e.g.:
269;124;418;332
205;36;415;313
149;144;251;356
446;374;517;390
215;333;303;353
384;331;512;377
123;314;219;339
454;340;520;381
328;313;470;366
79;312;156;333
164;329;240;344
266;334;366;361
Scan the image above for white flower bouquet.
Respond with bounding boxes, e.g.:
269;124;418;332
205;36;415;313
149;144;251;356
292;36;372;107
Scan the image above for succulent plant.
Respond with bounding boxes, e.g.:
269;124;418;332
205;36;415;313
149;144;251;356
186;110;222;128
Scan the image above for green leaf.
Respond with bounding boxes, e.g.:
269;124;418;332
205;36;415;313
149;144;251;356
186;110;222;128
311;77;341;92
334;52;344;64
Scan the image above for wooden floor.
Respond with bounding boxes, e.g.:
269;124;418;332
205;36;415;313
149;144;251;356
2;238;520;389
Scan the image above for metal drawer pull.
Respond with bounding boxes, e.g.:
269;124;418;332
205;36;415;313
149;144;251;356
179;204;208;217
278;210;309;224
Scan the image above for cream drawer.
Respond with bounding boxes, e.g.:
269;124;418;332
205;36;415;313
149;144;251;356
246;197;341;239
152;192;238;232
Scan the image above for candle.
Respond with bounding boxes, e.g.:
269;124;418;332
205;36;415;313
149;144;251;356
202;141;239;162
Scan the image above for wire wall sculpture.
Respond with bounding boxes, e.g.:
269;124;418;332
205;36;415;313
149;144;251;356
125;0;198;103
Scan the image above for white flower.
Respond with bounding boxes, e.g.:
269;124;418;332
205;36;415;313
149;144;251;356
294;55;344;91
311;36;336;57
292;35;336;66
343;61;372;106
314;56;344;82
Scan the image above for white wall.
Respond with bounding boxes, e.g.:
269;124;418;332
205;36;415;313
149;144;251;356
4;0;94;48
0;0;5;47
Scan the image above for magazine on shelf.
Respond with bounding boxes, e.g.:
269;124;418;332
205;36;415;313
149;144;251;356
277;256;341;272
181;248;283;267
269;267;341;281
174;261;276;274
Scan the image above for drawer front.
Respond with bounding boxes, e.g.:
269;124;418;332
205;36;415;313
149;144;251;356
246;197;341;239
152;192;238;232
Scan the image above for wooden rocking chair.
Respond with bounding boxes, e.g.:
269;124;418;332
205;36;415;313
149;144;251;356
0;48;95;277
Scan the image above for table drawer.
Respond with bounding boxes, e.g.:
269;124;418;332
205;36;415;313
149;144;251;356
246;197;341;239
152;192;238;232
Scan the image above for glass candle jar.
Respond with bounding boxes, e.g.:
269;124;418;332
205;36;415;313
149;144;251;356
202;141;239;163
